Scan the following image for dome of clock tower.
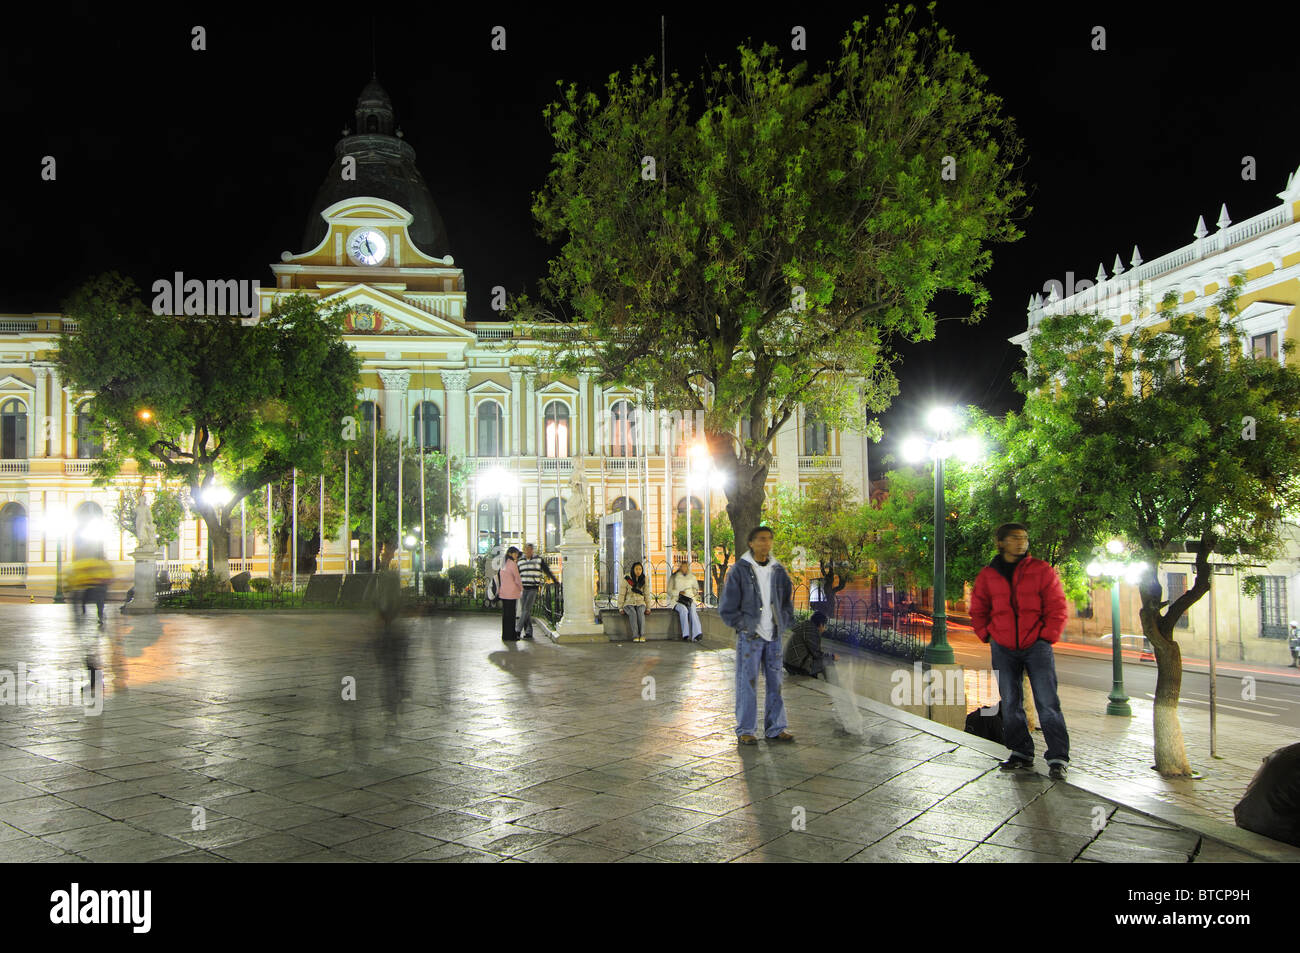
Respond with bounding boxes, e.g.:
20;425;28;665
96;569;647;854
301;77;451;259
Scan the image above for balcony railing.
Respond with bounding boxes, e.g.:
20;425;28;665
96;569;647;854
0;563;27;578
0;320;39;333
799;455;842;471
0;460;30;475
603;458;640;472
538;458;575;472
474;327;514;341
64;460;98;476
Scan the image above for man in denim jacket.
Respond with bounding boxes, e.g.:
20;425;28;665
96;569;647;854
719;525;797;745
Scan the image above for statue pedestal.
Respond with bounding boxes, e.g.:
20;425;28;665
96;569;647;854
554;533;604;643
124;547;161;614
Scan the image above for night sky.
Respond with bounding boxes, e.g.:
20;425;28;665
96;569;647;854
4;3;1299;479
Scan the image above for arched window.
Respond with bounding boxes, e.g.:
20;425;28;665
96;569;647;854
73;501;105;559
610;497;638;512
228;509;249;558
76;401;103;459
804;416;828;455
544;497;566;550
477;400;504;457
359;401;382;439
676;496;703;518
0;502;27;564
610;399;636;457
414;402;440;451
477;499;503;553
1;399;27;460
543;401;569;458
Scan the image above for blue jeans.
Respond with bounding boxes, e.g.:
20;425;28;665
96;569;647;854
623;604;645;638
674;602;702;639
990;638;1070;765
735;632;786;737
515;588;539;637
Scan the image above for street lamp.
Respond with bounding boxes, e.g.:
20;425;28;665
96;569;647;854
688;444;725;603
902;406;983;665
1086;540;1145;716
41;506;69;604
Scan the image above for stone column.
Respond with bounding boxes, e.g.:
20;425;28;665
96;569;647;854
577;372;590;456
59;383;71;458
378;369;410;439
509;368;522;456
33;367;47;457
443;369;469;461
555;523;603;643
523;370;536;456
124;544;161;614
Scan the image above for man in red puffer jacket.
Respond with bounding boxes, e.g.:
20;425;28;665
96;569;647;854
969;523;1071;779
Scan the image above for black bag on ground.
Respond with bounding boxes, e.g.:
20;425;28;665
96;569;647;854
1234;742;1300;847
964;705;1003;744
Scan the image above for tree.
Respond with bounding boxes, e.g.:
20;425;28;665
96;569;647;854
57;274;362;585
672;508;735;594
1018;278;1300;775
518;3;1026;553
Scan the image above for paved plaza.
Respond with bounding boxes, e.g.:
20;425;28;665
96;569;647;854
0;605;1295;863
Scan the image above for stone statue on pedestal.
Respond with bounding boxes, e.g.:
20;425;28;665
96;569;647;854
563;470;589;541
134;494;158;551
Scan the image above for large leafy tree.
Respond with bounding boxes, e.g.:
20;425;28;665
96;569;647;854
518;3;1027;551
57;274;362;584
1020;278;1300;776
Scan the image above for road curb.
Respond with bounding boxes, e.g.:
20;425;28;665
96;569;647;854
799;677;1300;862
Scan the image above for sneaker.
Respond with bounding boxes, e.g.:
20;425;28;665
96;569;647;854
1049;763;1068;781
522;634;534;641
999;757;1034;772
771;731;795;742
692;635;702;642
738;734;758;745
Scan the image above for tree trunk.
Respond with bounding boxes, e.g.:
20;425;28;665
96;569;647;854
1142;602;1193;776
204;512;232;587
722;458;768;561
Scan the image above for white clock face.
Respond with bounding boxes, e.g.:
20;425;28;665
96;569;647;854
347;228;388;266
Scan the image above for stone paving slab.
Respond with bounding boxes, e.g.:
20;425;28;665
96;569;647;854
0;604;1296;863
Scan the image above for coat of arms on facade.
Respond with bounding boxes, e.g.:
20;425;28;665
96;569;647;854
345;305;384;332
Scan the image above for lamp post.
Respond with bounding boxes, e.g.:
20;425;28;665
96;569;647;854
688;443;726;604
902;407;982;666
45;506;69;604
1086;540;1143;716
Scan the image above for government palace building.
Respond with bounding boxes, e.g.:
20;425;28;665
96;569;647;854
0;79;873;598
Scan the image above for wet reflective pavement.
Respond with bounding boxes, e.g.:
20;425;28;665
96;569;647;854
0;605;1268;862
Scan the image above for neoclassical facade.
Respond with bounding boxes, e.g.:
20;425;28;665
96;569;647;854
0;79;871;596
1009;164;1300;664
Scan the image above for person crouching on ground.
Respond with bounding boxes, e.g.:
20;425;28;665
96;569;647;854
619;561;650;642
719;525;796;745
969;522;1071;780
784;611;837;679
668;554;703;642
499;546;523;641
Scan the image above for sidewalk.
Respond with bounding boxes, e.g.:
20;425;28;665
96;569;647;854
0;604;1295;862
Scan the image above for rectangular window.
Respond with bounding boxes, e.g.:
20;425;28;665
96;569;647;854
1252;331;1278;360
1165;572;1190;629
1260;575;1288;639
